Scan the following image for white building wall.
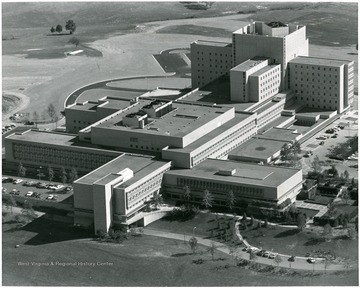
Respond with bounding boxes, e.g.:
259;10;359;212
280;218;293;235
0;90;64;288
191;42;232;88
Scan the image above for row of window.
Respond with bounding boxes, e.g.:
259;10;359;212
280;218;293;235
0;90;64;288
13;143;114;170
177;178;264;197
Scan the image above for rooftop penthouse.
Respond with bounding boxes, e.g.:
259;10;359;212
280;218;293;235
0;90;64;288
87;98;235;150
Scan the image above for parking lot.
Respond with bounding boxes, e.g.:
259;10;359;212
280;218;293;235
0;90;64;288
2;175;73;203
300;110;358;178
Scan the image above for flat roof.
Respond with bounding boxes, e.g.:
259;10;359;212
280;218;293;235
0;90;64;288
67;102;98;112
231;57;268;72
94;99;232;137
67;97;131;112
182;78;254;112
193;40;232;48
229;138;288;161
257;127;301;142
5;129;123;155
251;64;280;77
76;154;168;186
166;159;300;188
6;129;79;147
289;56;352;67
165;112;254;153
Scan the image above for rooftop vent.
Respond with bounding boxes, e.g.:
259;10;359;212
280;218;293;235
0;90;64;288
218;169;236;176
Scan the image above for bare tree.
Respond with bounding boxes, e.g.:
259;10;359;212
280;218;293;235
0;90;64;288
48;166;54;183
202;189;214;209
189;236;198;254
18;162;26;177
47;103;59;128
274;254;282;267
32;111;39;128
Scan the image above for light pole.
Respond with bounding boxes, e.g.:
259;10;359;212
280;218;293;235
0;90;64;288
193;226;197;238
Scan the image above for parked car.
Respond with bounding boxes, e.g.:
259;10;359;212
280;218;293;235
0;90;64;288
2;187;7;193
47;194;54;200
10;189;20;195
288;256;296;262
268;253;276;259
13;179;23;184
25;191;34;197
50;184;64;190
36;183;47;189
319;141;325;145
307;257;316;263
23;181;36;187
24;121;35;125
2;177;13;183
331;135;337;138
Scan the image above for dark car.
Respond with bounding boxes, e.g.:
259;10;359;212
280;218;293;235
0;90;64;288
319;141;325;145
24;121;35;125
288;256;296;262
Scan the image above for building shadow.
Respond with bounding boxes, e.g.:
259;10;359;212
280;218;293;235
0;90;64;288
14;215;93;246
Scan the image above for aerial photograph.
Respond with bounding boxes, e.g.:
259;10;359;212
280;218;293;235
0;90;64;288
2;1;358;286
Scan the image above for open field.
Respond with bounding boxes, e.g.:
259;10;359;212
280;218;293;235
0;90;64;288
2;215;358;286
2;2;357;127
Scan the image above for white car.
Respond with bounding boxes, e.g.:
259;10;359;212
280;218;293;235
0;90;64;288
47;195;54;200
50;184;64;190
307;257;316;263
13;179;23;184
25;191;34;197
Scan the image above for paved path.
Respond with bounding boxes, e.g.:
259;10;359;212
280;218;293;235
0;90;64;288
143;227;351;272
295;200;328;219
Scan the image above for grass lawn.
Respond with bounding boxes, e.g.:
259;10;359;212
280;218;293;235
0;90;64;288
3;213;358;286
241;224;358;261
148;211;358;261
148;212;235;239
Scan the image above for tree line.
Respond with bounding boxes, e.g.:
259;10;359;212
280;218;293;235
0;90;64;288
18;162;78;185
50;20;76;34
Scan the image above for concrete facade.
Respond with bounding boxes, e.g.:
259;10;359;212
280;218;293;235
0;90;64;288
191;40;233;88
163;159;303;210
289;57;354;113
73;154;171;232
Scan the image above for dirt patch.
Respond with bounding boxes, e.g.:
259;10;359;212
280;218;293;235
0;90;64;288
2;93;21;113
2;91;30;124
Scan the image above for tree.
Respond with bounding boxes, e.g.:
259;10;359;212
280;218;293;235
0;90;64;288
48;166;54;183
274;254;282;266
327;203;337;218
347;226;357;240
323;257;331;273
65;20;76;34
189;236;198;254
18;162;26;177
183;185;191;203
280;143;291;163
226;190;236;211
32;111;39;128
202;189;214;209
50;26;55;33
207;241;217;260
342;190;350;205
343;170;350;181
249;250;257;264
47;103;59;128
342;217;349;228
292;140;301;154
152;193;164;210
328;165;339;178
250;215;254;227
68;36;80;47
21;201;36;223
61;167;68;185
323;223;333;241
55;24;63;34
6;195;17;215
264;218;269;228
311;155;323;173
69;167;78;184
296;213;306;231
